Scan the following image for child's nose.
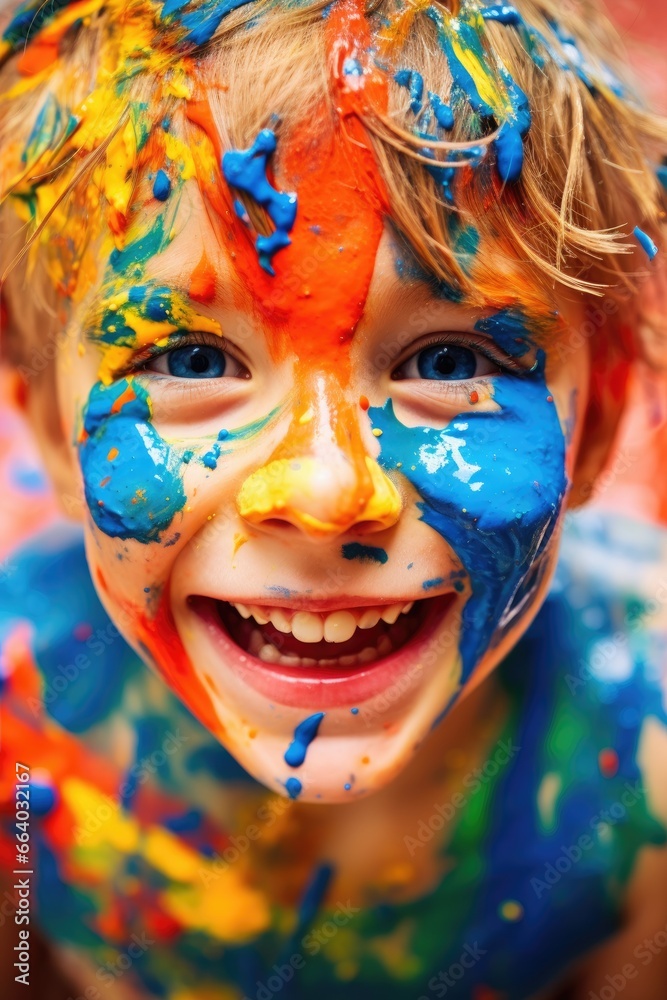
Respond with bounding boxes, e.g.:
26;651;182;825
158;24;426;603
236;374;402;540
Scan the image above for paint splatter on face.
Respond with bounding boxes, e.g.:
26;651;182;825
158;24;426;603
0;0;606;800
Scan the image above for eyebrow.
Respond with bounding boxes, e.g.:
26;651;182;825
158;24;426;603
81;281;219;341
374;272;560;344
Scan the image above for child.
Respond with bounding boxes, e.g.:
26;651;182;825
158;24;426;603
0;0;666;997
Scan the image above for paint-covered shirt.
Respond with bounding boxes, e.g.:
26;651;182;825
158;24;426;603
0;511;666;1000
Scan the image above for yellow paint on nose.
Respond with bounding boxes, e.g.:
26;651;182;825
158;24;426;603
237;454;401;538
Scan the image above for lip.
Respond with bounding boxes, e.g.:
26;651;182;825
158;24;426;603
194;595;419;613
189;592;458;709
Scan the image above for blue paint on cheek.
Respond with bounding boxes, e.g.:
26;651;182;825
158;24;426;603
369;350;567;682
78;379;186;544
284;712;325;768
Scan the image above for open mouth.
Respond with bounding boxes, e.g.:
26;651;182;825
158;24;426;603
188;592;458;708
215;598;429;669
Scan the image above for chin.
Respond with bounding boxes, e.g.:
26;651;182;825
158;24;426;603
171;589;466;802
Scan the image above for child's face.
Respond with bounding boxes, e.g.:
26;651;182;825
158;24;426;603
53;139;588;803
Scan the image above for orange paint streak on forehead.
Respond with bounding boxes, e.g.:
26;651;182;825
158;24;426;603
187;0;388;384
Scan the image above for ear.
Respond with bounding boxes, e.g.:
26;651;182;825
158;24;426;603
569;253;667;508
636;251;667;371
568;312;634;508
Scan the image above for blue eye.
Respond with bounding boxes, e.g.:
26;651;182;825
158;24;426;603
417;344;477;380
393;342;498;382
167;344;227;378
142;340;249;380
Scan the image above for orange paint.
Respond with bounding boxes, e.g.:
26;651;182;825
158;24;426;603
190;250;217;304
110;381;137;414
134;588;223;742
16;41;59;77
186;0;388;387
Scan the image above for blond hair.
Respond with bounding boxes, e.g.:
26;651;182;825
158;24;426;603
0;0;665;355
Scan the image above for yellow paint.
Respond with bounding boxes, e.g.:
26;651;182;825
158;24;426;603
450;16;512;118
104;119;138;235
161;869;270;942
236;455;401;536
232;532;248;555
537;770;562;834
143;826;200;881
500;899;524;921
165;132;197;181
63;777;139;855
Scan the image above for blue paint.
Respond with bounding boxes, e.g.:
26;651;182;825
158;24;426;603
428;91;454;130
341;542;388;565
475;308;534;357
23;95;62;164
395;69;424;115
234;199;250;225
265;585;293;598
344;783;352;791
633;226;658;261
181;0;254;46
222;129;297;275
285;777;302;799
152;169;171;201
481;4;522;27
0;524;136;731
109;218;166;276
29;776;57;816
423;577;445;591
1;0;72;51
78;378;186;543
369;311;567;683
350;707;359;715
10;462;48;494
343;57;363;77
284;712;325;768
202;445;220;469
493;72;531;184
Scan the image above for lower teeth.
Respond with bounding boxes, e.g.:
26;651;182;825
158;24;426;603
250;628;384;668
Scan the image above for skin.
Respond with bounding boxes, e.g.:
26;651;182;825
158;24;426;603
36;158;592;806
7;160;667;1000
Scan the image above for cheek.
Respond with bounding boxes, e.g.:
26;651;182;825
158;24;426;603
370;367;568;680
77;378;187;545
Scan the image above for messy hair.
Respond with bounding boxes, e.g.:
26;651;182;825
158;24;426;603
0;0;665;351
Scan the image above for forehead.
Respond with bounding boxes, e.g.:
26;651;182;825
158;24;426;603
111;136;559;365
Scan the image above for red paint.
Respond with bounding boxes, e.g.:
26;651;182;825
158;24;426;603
599;747;619;778
133;587;223;741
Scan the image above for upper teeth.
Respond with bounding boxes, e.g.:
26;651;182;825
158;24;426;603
231;601;414;643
